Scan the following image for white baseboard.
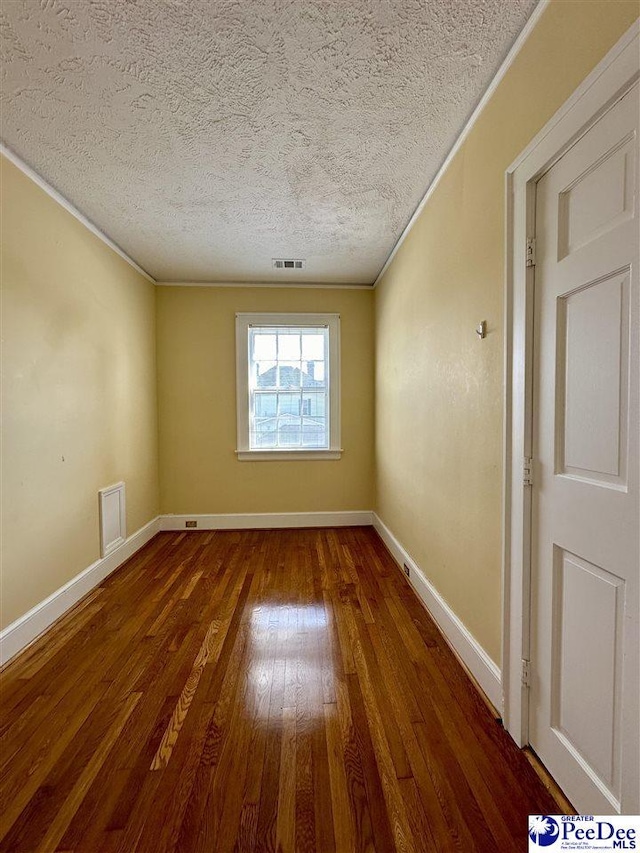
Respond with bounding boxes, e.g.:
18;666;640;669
160;511;373;531
0;516;161;667
1;508;503;719
372;513;503;714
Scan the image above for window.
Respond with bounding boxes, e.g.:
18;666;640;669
236;313;341;460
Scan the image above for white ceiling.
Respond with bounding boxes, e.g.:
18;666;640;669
1;0;536;284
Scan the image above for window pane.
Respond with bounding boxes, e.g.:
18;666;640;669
277;332;300;361
302;418;326;446
254;361;277;389
278;416;302;446
302;391;325;417
278;362;302;388
301;333;325;361
302;361;325;386
247;323;331;451
277;393;300;416
253;334;276;361
254;393;277;417
253;419;277;447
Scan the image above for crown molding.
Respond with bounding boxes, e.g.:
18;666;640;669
373;0;552;288
2;0;552;295
1;143;156;284
156;280;373;290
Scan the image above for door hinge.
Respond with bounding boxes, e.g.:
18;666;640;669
523;456;533;487
521;659;531;689
526;237;536;267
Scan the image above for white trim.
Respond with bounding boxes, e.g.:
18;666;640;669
160;511;372;531
0;0;552;295
98;481;127;557
156;280;373;290
0;143;156;284
372;513;503;713
503;21;640;746
1;141;372;292
236;449;342;461
235;312;341;458
1;507;505;720
0;516;161;667
506;23;639;175
373;0;551;288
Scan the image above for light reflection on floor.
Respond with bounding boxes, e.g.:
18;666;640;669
245;603;330;723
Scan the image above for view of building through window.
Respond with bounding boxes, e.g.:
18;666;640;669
248;326;329;449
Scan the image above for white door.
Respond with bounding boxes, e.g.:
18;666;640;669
530;84;639;814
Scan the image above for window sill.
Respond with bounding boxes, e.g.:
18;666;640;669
236;449;343;461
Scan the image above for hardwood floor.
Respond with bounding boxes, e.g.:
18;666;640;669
0;528;560;852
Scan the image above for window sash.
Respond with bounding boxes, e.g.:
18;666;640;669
248;326;329;450
235;313;341;460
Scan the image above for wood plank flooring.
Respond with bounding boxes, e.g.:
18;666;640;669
0;528;560;851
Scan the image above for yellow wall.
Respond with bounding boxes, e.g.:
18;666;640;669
2;0;636;652
1;157;159;629
375;0;639;665
157;286;374;514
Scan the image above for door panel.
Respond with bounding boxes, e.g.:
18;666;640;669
557;131;635;259
556;268;629;487
531;85;639;814
552;548;624;793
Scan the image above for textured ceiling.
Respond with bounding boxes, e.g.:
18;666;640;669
1;0;537;284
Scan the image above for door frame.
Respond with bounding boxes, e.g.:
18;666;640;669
502;20;639;748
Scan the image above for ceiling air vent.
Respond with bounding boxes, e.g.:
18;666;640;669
273;258;306;270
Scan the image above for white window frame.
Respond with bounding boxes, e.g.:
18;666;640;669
235;312;342;461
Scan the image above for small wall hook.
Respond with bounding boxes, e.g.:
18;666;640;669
476;320;487;339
